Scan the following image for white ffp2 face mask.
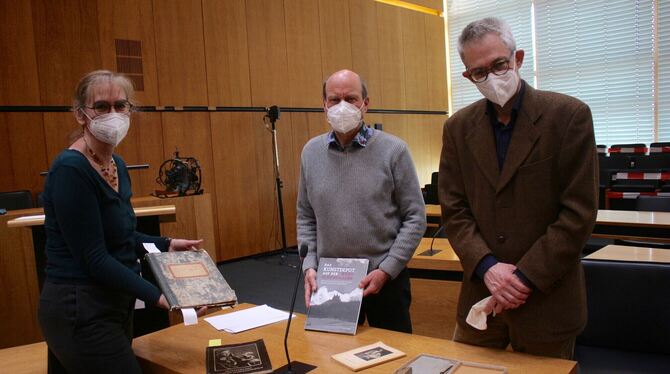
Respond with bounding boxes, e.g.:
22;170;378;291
82;111;130;146
474;56;519;107
326;100;364;134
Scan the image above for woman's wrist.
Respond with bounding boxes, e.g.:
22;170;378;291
165;237;173;251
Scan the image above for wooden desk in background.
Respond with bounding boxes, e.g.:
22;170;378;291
426;203;441;218
408;238;462;340
584;244;670;263
592;209;670;243
133;303;577;374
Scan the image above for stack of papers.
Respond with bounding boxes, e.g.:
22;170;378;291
204;304;293;333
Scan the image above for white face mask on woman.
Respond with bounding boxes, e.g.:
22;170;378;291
474;56;519;107
81;111;130;146
326;100;364;134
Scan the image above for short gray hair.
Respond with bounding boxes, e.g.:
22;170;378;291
457;17;516;59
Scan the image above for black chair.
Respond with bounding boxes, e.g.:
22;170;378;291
576;259;670;373
636;195;670;212
649;142;670;153
0;190;34;211
615;196;670;249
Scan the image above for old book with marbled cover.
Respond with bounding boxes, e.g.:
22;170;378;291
145;250;237;310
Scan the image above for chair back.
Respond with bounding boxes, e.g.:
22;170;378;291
636;195;670;212
0;190;34;211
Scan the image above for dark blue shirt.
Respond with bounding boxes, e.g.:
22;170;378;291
475;81;533;289
42;150;169;304
486;80;526;170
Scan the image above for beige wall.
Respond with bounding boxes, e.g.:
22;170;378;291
0;0;448;259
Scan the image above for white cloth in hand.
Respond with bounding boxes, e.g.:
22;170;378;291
466;296;495;330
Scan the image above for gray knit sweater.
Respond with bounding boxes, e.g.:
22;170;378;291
297;129;427;279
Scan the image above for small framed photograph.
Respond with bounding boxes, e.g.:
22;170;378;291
332;341;405;371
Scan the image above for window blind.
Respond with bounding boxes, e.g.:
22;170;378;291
446;0;534;112
533;0;655;146
659;1;670;141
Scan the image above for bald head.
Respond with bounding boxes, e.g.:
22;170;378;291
322;69;368;102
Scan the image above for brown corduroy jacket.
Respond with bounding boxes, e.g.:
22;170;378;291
438;82;598;341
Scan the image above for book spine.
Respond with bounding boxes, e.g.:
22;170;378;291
146;253;180;310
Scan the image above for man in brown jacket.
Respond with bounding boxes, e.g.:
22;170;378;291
439;17;598;359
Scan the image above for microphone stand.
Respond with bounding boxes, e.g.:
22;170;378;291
274;245;316;373
418;224;445;256
265;106;290;265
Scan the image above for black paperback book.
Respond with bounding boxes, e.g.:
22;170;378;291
206;339;273;374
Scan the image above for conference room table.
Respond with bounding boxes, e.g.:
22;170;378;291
132;303;577;373
427;204;670;243
584;244;670;263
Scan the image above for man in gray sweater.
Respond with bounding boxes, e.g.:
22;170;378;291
297;69;427;333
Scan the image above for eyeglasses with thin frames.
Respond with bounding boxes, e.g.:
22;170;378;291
83;100;133;116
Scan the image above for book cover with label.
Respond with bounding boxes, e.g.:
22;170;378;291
145;249;237;310
332;341;405;372
206;339;272;374
305;257;369;335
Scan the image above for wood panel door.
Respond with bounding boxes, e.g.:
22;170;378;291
246;0;290;107
284;0;323;108
202;0;252;107
153;0;208;106
97;0;161;105
32;0;102;105
0;0;40;105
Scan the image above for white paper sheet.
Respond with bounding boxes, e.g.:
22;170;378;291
204;304;293;333
181;308;198;326
12;214;45;221
142;242;161;254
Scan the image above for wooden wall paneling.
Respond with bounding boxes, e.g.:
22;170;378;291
160;112;219;250
401;10;429;111
202;0;252;107
376;2;405;110
97;0;160;105
284;0;323;108
379;114;409;148
152;0;208;106
0;0;40;105
318;0;353;78
409;0;444;11
246;0;290;107
32;0;102;105
210;112;276;259
274;113;299;247
410;278;460;340
0;213;42;348
115;112;164;196
348;0;382;105
0;116;15;192
425;13;448;111
43;113;79;165
409;115;443;186
3;114;49;197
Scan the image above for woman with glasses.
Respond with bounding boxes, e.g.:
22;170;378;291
38;70;203;373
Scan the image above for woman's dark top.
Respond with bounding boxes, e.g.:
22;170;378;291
42;149;168;305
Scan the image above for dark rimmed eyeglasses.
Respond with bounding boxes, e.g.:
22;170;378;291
464;54;514;83
83;100;133;115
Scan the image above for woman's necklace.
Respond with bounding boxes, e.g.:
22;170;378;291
83;138;118;190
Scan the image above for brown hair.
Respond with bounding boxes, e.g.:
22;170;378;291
72;70;136;111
